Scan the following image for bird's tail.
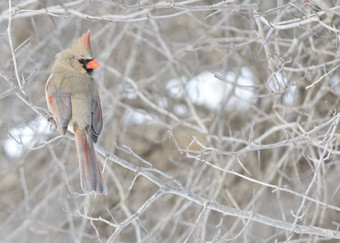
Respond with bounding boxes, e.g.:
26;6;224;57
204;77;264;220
74;127;108;195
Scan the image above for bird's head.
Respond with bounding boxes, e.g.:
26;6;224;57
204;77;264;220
56;31;100;75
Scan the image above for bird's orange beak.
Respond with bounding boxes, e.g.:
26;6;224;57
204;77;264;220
86;59;100;69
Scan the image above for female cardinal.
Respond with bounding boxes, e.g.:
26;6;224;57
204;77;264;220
45;31;108;195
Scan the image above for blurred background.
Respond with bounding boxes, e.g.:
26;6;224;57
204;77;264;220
0;0;340;242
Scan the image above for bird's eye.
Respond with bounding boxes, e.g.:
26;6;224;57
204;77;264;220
78;59;88;65
78;58;94;75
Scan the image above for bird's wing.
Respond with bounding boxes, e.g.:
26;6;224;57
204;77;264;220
46;74;72;135
90;95;103;143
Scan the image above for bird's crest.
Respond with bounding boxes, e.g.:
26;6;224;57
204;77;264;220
82;31;91;46
70;30;93;58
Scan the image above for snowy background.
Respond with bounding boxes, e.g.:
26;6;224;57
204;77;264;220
0;0;340;242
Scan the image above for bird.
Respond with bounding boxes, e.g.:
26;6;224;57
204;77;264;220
45;31;108;195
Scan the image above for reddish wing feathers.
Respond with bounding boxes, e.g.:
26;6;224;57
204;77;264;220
46;75;72;135
91;97;103;143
